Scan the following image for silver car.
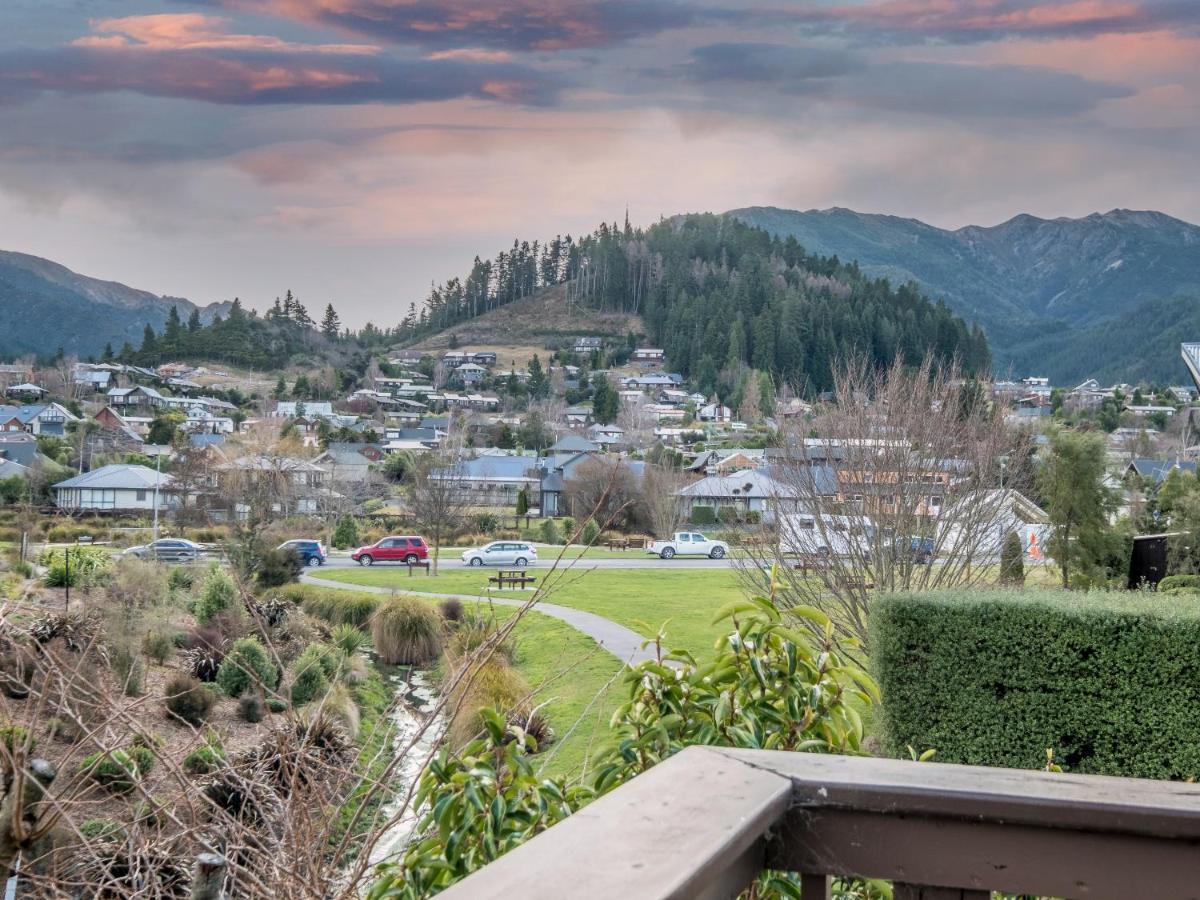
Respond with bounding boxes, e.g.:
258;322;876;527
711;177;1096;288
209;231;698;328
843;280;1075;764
123;538;206;563
461;541;538;567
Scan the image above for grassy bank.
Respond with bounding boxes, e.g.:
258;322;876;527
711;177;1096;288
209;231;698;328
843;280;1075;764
313;567;747;662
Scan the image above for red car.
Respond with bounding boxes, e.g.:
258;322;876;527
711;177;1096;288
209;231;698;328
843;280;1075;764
351;536;429;566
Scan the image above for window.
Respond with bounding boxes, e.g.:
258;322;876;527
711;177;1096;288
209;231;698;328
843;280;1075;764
691;534;705;542
678;534;690;543
136;490;147;502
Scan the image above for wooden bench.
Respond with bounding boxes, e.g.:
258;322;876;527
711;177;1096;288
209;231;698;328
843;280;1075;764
606;539;629;551
841;578;875;591
792;555;832;576
406;560;431;576
606;538;647;551
489;569;537;590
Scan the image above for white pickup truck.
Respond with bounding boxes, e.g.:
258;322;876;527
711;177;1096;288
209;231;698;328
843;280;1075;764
646;531;730;560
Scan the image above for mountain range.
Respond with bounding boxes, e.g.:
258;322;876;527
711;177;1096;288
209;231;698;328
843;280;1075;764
5;206;1200;384
728;206;1200;384
0;250;229;358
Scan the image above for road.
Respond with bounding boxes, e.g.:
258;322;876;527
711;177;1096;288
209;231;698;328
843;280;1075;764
319;553;739;572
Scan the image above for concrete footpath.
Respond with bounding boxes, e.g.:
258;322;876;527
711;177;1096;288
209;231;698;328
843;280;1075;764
300;571;660;666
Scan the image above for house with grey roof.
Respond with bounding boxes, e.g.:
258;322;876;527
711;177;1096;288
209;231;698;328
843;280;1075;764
53;464;177;512
0;403;77;436
0;433;40;468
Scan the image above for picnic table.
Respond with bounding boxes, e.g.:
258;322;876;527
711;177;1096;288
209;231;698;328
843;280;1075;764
606;538;647;551
792;555;832;576
488;569;538;590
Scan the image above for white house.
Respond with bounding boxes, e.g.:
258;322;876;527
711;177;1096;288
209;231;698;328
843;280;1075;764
53;464;177;512
0;403;77;436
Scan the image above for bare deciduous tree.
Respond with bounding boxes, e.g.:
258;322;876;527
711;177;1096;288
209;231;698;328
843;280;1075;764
563;457;640;531
737;356;1032;654
639;462;692;539
408;441;471;575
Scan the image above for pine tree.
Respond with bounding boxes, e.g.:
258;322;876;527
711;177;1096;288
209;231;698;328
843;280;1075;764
163;306;183;353
527;354;548;399
102;343;114;362
591;373;619;424
320;304;341;339
140;324;158;360
187;308;202;333
273;376;288;400
999;532;1025;586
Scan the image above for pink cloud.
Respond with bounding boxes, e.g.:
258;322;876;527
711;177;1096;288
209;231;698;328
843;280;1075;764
73;13;380;55
801;0;1184;42
427;47;514;62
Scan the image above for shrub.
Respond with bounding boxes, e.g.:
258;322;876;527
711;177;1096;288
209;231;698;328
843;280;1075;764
182;647;222;683
0;725;34;756
167;567;195;591
331;515;360;550
194;565;238;625
689;506;716;525
872;589;1200;778
1159;574;1200;594
320;684;361;739
142;629;174;665
330;623;366;656
371;597;442;665
111;647;145;697
81;746;154;795
744;510;762;525
581;519;600;546
266;698;288;714
438;598;464;624
184;732;226;774
289;647;331;707
216;638;278;698
474;512;500;535
717;506;739;526
237;693;266;723
256;547;303;589
164;674;216;726
538;518;561;546
297;588;379;628
40;546;110;588
999;532;1025;585
447;660;531;747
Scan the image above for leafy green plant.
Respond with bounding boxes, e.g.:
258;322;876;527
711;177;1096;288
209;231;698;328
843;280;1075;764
79;819;123;840
111;647;145;697
0;725;34;756
256;547;304;588
237;693;266;723
371;597;442;665
216;637;278;698
40;547;110;588
538;518;561;545
689;506;716;525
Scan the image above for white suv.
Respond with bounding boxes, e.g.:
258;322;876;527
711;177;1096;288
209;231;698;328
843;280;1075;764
461;541;538;567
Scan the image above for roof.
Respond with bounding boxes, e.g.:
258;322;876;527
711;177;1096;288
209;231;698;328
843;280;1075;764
53;464;174;491
0;459;29;479
0;404;73;425
316;443;386;466
5;383;45;393
455;456;539;481
549;435;600;454
678;466;836;499
188;433;226;449
1127;459;1198;483
275;401;334;418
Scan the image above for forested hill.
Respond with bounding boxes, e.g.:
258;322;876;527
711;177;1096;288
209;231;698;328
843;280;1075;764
407;214;989;394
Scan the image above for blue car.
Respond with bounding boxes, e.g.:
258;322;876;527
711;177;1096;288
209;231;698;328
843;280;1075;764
278;539;327;567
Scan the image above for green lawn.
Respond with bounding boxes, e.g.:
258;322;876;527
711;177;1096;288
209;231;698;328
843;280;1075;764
314;567;753;662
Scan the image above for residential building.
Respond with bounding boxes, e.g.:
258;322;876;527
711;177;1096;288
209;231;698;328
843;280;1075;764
472;351;498;366
574;337;603;353
4;383;47;401
698;403;733;423
548;435;601;455
455;363;487;384
107;385;167;411
53;464;177;512
632;348;665;367
272;401;335;419
1125;458;1197;485
676;467;833;524
0;432;41;468
0;403;76;436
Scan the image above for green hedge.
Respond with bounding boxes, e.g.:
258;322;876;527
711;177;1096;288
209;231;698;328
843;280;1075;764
689;506;716;525
872;589;1200;779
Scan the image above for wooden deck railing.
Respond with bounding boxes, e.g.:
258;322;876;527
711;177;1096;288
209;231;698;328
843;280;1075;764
436;745;1200;899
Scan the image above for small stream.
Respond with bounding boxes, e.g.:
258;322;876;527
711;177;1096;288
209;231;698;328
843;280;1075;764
365;661;443;868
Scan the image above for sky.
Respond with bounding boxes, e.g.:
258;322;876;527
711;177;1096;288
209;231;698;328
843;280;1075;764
2;0;1200;326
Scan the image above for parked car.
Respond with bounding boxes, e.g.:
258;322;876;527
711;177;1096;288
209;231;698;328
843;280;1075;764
461;541;538;567
277;539;327;567
351;536;429;566
122;538;206;563
646;532;729;560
